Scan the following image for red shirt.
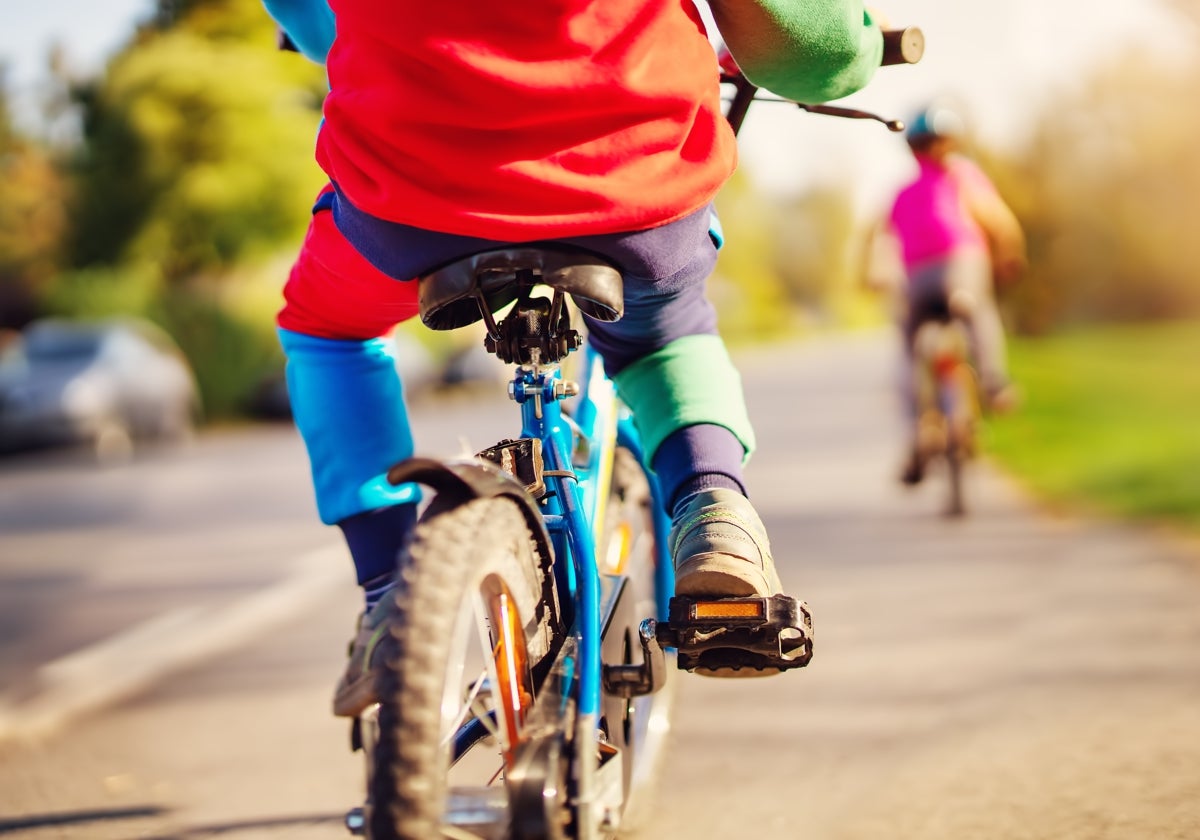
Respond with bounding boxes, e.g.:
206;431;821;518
316;0;737;240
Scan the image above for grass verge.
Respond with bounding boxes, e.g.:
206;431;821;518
984;319;1200;529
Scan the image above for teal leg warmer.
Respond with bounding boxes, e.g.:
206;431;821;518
612;334;756;465
278;328;417;525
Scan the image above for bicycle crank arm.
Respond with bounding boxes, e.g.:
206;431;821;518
655;595;814;674
602;618;668;698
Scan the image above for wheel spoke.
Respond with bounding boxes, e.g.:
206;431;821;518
439;667;491;749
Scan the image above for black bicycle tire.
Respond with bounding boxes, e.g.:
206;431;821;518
368;495;555;840
944;355;977;518
946;445;966;517
945;390;969;518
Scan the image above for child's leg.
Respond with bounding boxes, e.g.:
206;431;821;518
578;208;780;602
945;251;1010;398
279;189;422;596
278;188;422;717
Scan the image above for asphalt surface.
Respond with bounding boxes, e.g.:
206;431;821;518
1;332;1199;839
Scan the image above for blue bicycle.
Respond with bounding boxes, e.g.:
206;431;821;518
346;29;924;840
345;248;814;840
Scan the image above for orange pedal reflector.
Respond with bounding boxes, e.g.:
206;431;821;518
691;600;764;620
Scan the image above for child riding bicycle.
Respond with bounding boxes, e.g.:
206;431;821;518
878;102;1027;486
261;0;886;717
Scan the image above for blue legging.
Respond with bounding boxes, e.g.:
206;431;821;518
278;328;418;526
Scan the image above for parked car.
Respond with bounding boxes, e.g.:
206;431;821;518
0;318;200;458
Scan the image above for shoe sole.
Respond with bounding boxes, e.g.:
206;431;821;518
693;665;782;678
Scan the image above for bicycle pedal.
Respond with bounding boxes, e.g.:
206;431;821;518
655;594;813;674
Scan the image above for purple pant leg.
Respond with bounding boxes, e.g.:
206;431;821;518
332;186;720;373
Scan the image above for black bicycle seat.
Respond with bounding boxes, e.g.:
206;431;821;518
419;247;624;331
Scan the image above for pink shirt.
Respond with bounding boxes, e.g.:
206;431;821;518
889;155;994;271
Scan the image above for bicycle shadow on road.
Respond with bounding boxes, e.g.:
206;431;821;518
0;806;166;835
0;807;345;838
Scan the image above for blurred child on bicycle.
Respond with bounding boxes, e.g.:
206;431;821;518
877;102;1026;485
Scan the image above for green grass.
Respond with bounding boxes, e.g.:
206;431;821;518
984;319;1200;528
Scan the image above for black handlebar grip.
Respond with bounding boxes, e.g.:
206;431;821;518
881;27;925;66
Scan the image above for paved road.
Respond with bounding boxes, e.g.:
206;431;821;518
1;332;1199;839
645;336;1200;839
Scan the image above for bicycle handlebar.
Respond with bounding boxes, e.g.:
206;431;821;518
722;26;925;135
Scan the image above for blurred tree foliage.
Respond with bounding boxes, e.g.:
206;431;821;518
712;170;795;343
68;0;327;280
0;79;70;329
771;185;881;328
985;32;1200;333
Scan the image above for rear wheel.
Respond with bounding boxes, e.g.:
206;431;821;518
945;444;966;517
366;496;560;840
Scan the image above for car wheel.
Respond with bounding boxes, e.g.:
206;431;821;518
94;419;134;464
156;401;196;444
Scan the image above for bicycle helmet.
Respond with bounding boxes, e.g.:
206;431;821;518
905;103;966;145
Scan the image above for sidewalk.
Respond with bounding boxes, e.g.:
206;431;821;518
0;427;349;742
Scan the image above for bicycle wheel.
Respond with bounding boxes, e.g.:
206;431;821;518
598;446;675;832
945;442;966;517
366;495;561;840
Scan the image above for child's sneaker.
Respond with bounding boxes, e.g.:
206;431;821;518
332;593;400;718
669;488;782;599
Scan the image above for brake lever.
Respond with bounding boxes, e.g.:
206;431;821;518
796;103;906;133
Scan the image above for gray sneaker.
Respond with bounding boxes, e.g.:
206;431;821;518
332;593;400;718
669;488;782;599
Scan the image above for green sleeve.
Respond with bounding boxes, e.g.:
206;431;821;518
709;0;883;103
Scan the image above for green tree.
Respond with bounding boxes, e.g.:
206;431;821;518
0;75;70;328
712;170;795;342
68;10;326;281
771;184;872;327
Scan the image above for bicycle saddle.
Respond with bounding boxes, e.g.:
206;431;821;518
418;247;624;331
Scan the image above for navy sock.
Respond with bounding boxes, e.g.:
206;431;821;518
337;503;418;604
362;573;395;612
651;424;747;516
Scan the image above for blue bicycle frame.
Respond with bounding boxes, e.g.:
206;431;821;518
512;344;673;725
506;341;673;836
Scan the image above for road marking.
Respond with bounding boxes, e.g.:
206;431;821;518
0;544;346;744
